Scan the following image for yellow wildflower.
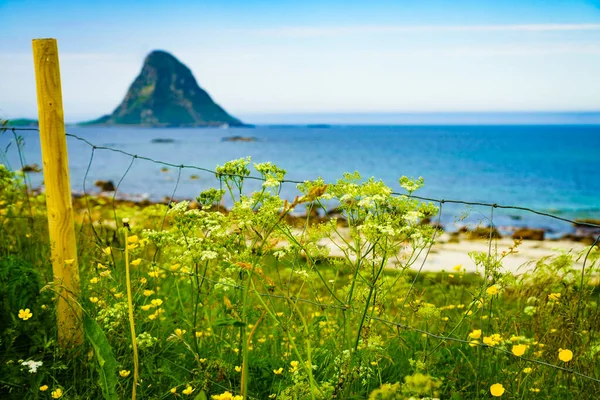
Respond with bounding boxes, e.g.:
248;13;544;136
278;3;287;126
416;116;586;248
175;328;186;336
468;329;482;339
104;247;111;256
512;344;527;357
40;385;49;391
548;293;561;301
127;243;138;250
18;308;33;320
98;262;108;269
289;360;299;373
182;385;194;395
131;258;142;266
452;264;462;272
469;340;479;347
127;235;139;243
234;365;242;372
170;387;177;394
170;263;181;271
89;297;99;304
119;370;130;377
490;383;505;397
151;299;163;307
143;290;155;297
483;334;502;347
90;277;100;284
558;348;573;362
211;391;243;400
51;388;63;398
274;367;283;374
486;285;499;295
523;367;533;374
199;358;207;363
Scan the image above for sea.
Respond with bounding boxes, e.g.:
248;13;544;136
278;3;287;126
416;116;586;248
2;122;600;238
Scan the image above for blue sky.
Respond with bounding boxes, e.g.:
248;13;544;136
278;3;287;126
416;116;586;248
1;0;600;123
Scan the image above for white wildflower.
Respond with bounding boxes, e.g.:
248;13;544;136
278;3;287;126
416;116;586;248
21;360;43;373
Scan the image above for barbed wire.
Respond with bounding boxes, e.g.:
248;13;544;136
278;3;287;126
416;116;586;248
3;125;600;386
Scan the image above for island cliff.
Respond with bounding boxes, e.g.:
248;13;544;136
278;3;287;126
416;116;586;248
86;50;242;127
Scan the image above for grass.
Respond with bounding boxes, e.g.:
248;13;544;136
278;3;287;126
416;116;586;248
0;160;600;400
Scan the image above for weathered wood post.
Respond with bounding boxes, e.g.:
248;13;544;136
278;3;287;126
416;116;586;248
32;38;83;347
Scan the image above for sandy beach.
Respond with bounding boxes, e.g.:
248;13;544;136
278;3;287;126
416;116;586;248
318;230;595;275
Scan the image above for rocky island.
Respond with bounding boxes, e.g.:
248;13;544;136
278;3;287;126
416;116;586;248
85;50;242;127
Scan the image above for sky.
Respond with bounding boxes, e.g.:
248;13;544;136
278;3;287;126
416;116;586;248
1;0;600;123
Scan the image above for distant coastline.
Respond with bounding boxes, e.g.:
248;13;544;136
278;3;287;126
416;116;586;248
3;111;600;128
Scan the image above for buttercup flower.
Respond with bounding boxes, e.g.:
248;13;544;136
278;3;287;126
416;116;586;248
170;387;177;394
468;329;482;339
18;308;33;320
273;367;283;374
40;385;49;391
558;348;573;362
289;360;300;373
127;235;139;243
51;388;63;398
512;344;527;357
211;391;243;400
486;285;499;295
234;365;242;372
119;370;131;377
131;258;142;266
490;383;505;397
548;293;561;301
482;333;502;347
182;385;194;395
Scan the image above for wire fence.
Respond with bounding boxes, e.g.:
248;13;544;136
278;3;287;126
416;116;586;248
2;125;600;389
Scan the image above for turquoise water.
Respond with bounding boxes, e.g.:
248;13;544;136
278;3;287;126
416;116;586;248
2;124;599;236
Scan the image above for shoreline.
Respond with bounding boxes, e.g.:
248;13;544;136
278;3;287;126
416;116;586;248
69;190;599;275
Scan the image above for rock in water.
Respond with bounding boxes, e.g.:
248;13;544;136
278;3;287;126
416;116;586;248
88;50;242;127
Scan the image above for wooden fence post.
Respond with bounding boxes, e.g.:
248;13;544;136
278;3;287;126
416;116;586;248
32;38;83;347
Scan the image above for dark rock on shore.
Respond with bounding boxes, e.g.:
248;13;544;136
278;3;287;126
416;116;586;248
21;164;41;173
512;228;545;241
459;226;501;240
560;233;598;246
94;180;116;192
